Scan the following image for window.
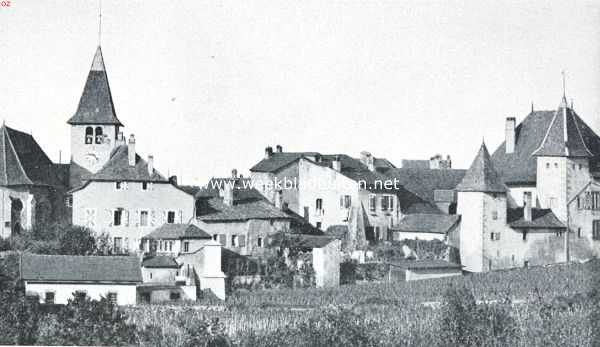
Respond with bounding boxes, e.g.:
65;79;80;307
593;220;600;241
113;210;122;226
167;211;176;224
114;237;122;254
554;162;558;168
579;164;583;170
168;241;173;252
218;234;226;246
522;232;527;241
142;182;149;191
85;127;93;144
556;230;563;237
239;235;246;248
316;222;322;229
213;234;218;241
170;292;181;301
523;260;529;268
490;232;500;241
593;192;600;210
159;240;164;251
578;228;582;238
340;195;351;209
74;291;87;300
140;210;149;226
257;237;263;248
115;182;124;190
107;292;117;305
369;194;376;213
183;241;190;252
492;210;498;220
64;196;73;208
380;196;393;211
546;163;550;169
231;235;238;247
95;126;103;144
315;198;323;213
45;291;55;305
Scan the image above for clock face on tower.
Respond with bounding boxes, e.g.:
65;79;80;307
85;153;99;167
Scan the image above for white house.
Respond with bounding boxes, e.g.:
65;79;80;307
20;253;142;306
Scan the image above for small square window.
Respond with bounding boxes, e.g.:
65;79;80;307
45;291;55;305
170;292;181;301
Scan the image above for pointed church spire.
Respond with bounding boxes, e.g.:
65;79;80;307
67;47;123;126
456;142;506;193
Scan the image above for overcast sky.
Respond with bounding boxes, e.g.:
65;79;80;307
1;1;600;184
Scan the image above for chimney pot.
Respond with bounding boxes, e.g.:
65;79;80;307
147;155;154;176
128;134;136;166
506;117;516;154
265;146;273;159
275;145;283;153
332;155;342;171
232;168;238;179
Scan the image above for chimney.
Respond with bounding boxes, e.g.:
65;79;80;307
128;134;136;166
265;146;273;159
524;192;532;222
505;117;516;154
275;145;283;153
169;175;178;185
315;154;322;163
332;155;342;171
360;151;375;171
116;132;125;146
231;168;238;179
147;155;154;176
429;154;441;169
274;190;283;209
223;180;234;206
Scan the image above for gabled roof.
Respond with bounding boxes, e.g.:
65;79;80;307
196;196;291;222
533;97;593;158
456;143;506;193
492;105;600;185
67;46;123;126
144;223;212;240
507;208;566;230
141;255;180;268
0;125;59;187
382;168;466;203
392;214;461;234
89;145;166;182
250;152;317;173
20;254;142;283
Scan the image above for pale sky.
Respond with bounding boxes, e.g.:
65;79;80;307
1;1;600;185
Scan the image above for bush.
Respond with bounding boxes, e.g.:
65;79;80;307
439;285;519;346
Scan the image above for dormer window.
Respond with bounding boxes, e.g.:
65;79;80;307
95;127;103;144
85;127;93;144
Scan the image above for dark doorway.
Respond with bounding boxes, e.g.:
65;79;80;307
10;197;23;236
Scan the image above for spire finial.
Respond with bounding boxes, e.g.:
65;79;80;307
531;101;534;113
562;70;566;98
98;0;102;46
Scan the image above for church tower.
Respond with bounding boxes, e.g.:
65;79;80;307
68;46;124;174
456;142;507;272
532;95;593;222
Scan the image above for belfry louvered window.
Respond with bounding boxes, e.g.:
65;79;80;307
95;127;103;144
85;127;93;144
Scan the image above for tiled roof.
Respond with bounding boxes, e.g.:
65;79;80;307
383;168;466;203
196;195;291;222
533;98;593;158
67;47;123;126
89;145;167;182
392;214;461;234
311;154;397;192
0;125;61;187
456;143;506;193
271;233;337;249
144;223;212;240
507;208;566;230
492;107;600;185
401;159;430;169
388;260;463;270
250;152;317;173
141;255;180;268
20;254;142;283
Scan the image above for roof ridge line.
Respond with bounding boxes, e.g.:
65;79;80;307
532;107;561;157
4;127;34;185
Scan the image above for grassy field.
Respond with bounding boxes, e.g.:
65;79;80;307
125;260;600;346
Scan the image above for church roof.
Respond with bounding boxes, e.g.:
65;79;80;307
0;125;58;187
532;97;593;158
456;143;507;193
67;46;123;126
89;145;166;182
